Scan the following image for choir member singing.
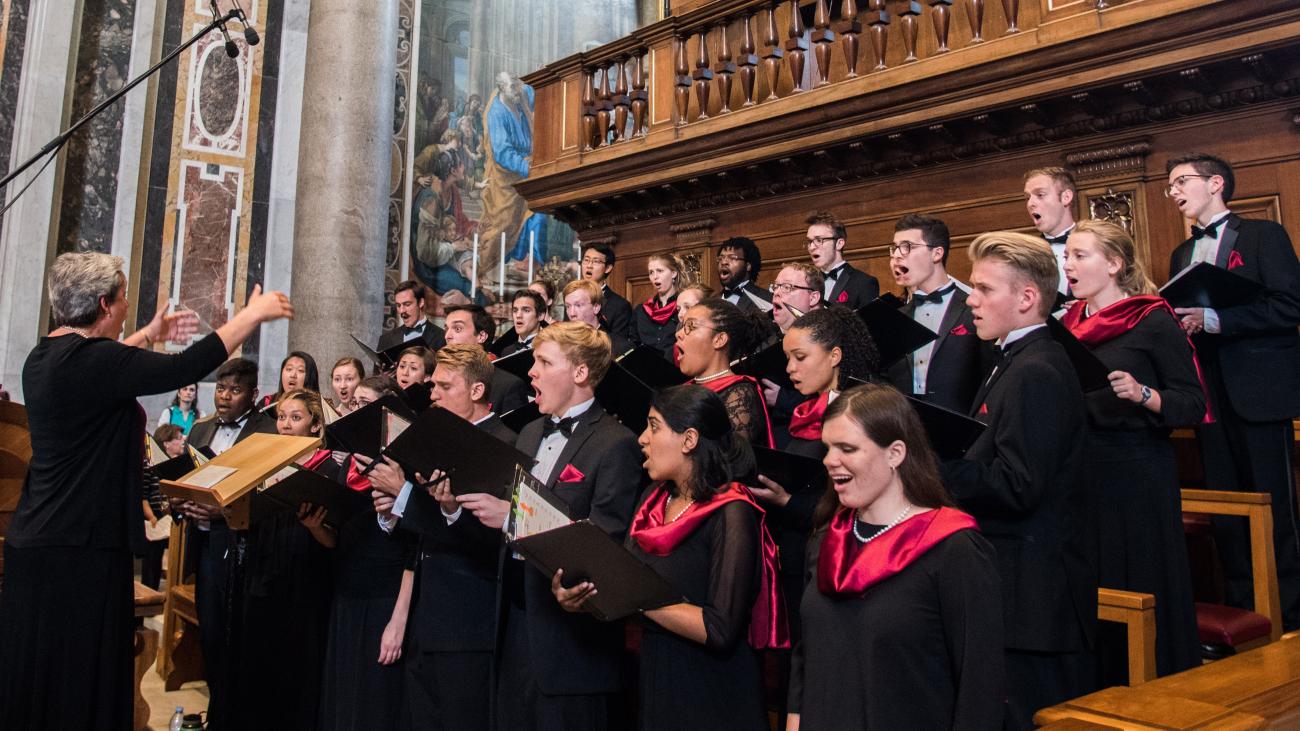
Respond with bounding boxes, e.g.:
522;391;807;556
1062;219;1205;679
330;356;365;416
763;263;826;444
676;283;712;314
530;278;559;325
635;253;689;360
157;382;203;434
941;232;1095;730
258;350;320;411
674;298;775;446
787;383;1004;730
1023;167;1078;296
580;243;635;341
1165;152;1300;630
394;345;435;390
716;236;774;313
804;211;879;308
377;279;446;351
499;289;548;356
444;303;531;413
564;278;634;356
554;384;786;731
0;251;291;729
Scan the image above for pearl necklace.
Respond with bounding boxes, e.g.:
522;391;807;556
692;369;733;384
63;326;93;338
852;505;913;544
666;494;695;523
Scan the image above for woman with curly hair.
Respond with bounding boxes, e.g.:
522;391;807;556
674;298;777;447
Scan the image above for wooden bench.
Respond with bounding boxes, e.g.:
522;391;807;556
134;581;165;731
1097;588;1157;686
157;518;205;690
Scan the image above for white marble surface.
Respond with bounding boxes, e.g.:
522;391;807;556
109;0;162;268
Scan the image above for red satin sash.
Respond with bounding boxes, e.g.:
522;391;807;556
642;295;678;325
1062;296;1214;423
818;506;979;596
343;455;374;492
696;374;776;448
302;449;332;471
630;482;789;649
788;392;829;441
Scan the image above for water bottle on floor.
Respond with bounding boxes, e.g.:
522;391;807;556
169;707;184;731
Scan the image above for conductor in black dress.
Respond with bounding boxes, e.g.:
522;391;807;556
0;252;292;729
804;211;880;309
1165;152;1300;630
377;280;446;353
941;232;1096;729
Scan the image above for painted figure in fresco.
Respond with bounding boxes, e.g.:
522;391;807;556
479;71;545;275
411;150;477;306
457;94;486;184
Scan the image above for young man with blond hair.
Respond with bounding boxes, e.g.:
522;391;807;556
562;278;632;355
1023;166;1078;296
942;231;1094;730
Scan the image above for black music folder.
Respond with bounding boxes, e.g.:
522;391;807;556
615;346;688;389
500;401;541;433
382;407;534;499
401;381;433;412
512;520;683;621
323;394;415;458
595;347;686;433
1160;261;1263;310
856;296;939;369
255;465;373;529
152;451;198;482
1045;316;1112;393
753;446;827;495
493;348;535;381
903;394;987;459
350;333;409;371
732;336;793;391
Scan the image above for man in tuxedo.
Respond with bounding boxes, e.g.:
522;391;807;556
499;289;546;357
804;210;879;308
179;358;276;730
563;279;633;356
716;236;773;313
580;243;634;342
377;280;446;352
760;262;825;445
1023;167;1077;297
458;322;643;731
942;232;1095;730
444;303;530;413
365;344;515;730
885;214;995;413
1166;152;1300;630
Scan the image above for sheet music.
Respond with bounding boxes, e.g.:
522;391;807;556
383;408;411;447
508;466;572;541
322;398;342;424
184;464;237;489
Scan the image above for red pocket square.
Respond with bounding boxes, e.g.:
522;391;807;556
978;403;989;416
557;464;585;483
836;291;848;303
950;324;970;336
1227;251;1245;270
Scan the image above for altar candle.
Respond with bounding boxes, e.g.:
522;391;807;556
527;230;535;284
499;232;507;301
470;232;479;300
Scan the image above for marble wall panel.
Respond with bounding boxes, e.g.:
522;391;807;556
0;0;31;219
175;161;241;329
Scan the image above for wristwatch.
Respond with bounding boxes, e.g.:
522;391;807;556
1139;385;1152;405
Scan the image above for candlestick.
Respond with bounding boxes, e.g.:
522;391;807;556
527;230;536;284
499;232;506;301
470;232;479;301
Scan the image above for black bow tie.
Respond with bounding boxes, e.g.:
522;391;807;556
911;283;956;307
1191;218;1226;240
722;285;745;298
541;416;579;439
1043;232;1070;247
217;416;247;429
825;265;847;281
401;323;424;336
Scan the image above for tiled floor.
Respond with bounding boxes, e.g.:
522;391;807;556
139;618;210;729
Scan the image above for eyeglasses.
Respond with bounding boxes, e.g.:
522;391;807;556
1163;174;1213;197
805;235;837;249
580;256;608;266
887;241;938;257
676;319;716;335
716;253;745;264
768;282;816;295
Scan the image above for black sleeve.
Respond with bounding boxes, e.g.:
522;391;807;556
701;502;761;651
938;532;1006;730
1219;224;1300;335
722;382;767;447
787;530;822;714
97;332;227;401
400;485;501;549
585;430;646;542
1145;313;1208;428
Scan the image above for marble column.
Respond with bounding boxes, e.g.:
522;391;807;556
287;0;397;368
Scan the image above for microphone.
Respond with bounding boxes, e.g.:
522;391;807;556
210;0;238;57
231;0;260;46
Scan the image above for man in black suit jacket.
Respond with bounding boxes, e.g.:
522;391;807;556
884;214;997;413
1165;153;1300;629
178;358;277;730
562;279;634;356
376;280;446;353
455;322;643;731
444;303;530;413
364;344;518;731
717;236;774;314
581;243;635;342
941;232;1095;730
805;210;880;309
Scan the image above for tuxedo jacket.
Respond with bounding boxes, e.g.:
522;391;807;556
942;328;1095;654
489;366;530;415
727;281;774;313
601;285;636;342
186;409;278;454
504;405;644;695
1169;214;1300;421
886;287;997;414
399;414;516;653
376;320;446;353
826;262;880;309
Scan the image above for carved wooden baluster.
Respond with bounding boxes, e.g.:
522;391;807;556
1001;0;1019;33
581;68;598;149
596;66;612;144
714;19;736;113
811;0;835;86
611;58;630;142
674;35;692;123
692;27;714;119
759;1;784;101
900;2;922;62
629;51;649;135
737;11;759;105
785;0;808;92
837;0;862;79
966;0;985;44
929;0;953;54
866;0;889;71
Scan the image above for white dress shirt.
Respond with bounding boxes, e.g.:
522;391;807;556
1189;210;1232;334
910;278;958;395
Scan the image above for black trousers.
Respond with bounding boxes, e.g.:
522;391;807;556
191;521;234;728
404;648;492;731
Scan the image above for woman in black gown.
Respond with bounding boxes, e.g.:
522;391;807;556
0;251;291;729
789;383;1004;730
633;253;689;359
553;385;786;730
1062;219;1206;680
673;298;776;446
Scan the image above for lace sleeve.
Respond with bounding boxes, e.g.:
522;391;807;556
722;381;768;447
702;501;761;651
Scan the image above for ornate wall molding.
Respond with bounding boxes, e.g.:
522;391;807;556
1066;140;1153;181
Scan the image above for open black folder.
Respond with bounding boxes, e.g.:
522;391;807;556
382;407;534;499
857;294;939;369
323;394;415;459
1160;261;1263;310
595;347;688;433
152;451;198;482
501;401;541;433
754;446;827;495
512;520;683;622
1045;317;1112;393
903;394;987;459
350;333;409;372
253;465;373;529
732;336;792;391
492;348;535;381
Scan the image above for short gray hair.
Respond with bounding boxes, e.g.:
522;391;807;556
48;251;124;327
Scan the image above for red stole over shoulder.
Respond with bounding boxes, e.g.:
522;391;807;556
642;295;678;325
343;454;376;492
630;482;789;649
696;374;776;448
788;392;828;441
1062;296;1214;423
818;506;979;596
